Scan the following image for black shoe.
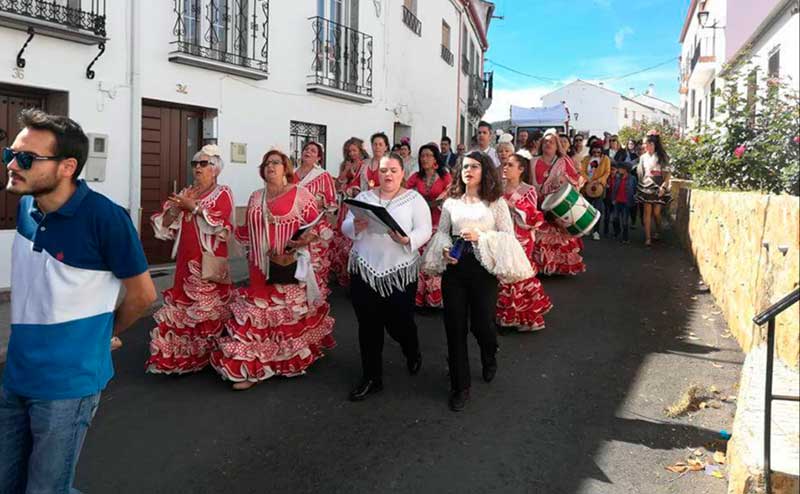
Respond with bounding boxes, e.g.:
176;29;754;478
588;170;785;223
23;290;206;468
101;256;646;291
407;353;422;376
348;379;383;402
448;389;470;412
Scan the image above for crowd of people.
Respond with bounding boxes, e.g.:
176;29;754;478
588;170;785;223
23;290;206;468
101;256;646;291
0;110;671;493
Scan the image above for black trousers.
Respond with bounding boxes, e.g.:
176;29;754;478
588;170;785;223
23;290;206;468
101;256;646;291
351;275;419;380
441;251;499;392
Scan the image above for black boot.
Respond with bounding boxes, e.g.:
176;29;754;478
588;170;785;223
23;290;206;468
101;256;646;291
481;348;498;383
348;378;383;402
448;388;470;412
406;353;422;376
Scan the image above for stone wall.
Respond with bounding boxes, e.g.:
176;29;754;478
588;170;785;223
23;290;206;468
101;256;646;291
670;183;799;368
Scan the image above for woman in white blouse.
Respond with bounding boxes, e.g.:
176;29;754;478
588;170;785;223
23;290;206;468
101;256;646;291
422;152;533;412
342;153;433;402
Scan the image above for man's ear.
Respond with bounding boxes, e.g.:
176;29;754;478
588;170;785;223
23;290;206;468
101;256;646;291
59;157;78;180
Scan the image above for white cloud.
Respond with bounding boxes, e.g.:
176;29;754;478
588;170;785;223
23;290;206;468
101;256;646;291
614;27;634;49
484;86;554;123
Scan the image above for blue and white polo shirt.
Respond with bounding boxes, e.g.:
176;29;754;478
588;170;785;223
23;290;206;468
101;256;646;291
3;180;148;400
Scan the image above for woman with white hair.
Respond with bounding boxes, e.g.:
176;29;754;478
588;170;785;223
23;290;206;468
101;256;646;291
147;144;234;374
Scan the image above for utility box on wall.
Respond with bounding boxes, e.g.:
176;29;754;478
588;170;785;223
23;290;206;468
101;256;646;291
83;133;108;182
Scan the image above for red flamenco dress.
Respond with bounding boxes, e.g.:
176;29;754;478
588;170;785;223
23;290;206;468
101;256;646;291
147;185;234;374
406;170;452;307
210;186;335;381
531;156;586;275
296;166;337;296
330;160;372;287
496;184;554;331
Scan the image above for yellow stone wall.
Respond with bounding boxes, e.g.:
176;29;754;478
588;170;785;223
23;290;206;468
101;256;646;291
671;186;799;368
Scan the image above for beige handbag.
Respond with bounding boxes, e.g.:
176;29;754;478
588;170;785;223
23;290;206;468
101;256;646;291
201;252;231;284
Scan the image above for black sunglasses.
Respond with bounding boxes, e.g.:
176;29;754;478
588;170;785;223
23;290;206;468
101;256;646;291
2;147;63;170
190;160;211;168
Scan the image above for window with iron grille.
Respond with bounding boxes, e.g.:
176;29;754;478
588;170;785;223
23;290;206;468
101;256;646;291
170;0;269;76
290;121;327;168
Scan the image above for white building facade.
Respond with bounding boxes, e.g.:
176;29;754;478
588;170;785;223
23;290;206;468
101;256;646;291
677;0;798;133
0;0;494;289
541;80;679;137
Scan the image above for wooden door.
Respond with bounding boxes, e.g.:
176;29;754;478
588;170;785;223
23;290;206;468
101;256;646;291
0;89;46;230
140;102;203;265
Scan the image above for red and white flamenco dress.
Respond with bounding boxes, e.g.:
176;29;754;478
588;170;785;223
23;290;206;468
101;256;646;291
405;171;452;308
296;165;337;296
496;184;553;331
210;185;335;382
330;160;372;288
147;185;234;374
531;156;586;275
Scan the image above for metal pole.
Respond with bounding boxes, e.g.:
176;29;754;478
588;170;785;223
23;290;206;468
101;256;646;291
764;318;775;494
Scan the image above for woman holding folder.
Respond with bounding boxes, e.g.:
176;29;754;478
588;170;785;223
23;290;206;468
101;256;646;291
342;153;432;401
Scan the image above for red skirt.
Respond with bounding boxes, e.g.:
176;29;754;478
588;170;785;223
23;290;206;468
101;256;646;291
147;260;232;374
329;230;351;287
533;222;586;276
497;276;553;331
415;271;443;308
210;283;335;382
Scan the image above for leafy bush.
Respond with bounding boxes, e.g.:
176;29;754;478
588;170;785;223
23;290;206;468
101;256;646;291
620;63;800;195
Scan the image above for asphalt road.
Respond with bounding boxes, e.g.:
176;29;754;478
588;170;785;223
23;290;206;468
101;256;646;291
3;228;743;493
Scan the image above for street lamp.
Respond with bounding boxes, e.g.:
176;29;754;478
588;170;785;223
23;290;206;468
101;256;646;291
697;10;724;29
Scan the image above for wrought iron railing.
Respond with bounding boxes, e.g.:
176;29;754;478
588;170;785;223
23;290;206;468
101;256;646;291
441;45;453;66
468;70;493;118
753;288;800;494
402;5;421;36
309;16;373;99
0;0;106;36
171;0;269;73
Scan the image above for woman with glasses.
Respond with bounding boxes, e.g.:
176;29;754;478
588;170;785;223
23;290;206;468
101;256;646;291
146;144;234;374
210;149;335;390
531;129;586;275
295;141;337;295
497;150;553;332
331;137;369;288
405;143;452;308
422;152;533;411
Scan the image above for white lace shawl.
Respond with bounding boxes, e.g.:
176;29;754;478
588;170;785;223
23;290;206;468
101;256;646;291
421;197;534;284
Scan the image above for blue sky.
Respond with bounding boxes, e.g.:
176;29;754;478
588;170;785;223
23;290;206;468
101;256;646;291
483;0;692;121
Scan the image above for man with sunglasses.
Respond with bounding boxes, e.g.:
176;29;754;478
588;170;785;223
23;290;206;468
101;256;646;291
1;110;156;493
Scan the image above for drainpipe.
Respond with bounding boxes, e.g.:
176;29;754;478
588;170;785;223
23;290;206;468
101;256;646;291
128;0;142;231
455;2;463;144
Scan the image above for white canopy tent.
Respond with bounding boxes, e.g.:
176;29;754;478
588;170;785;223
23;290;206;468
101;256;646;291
510;103;570;131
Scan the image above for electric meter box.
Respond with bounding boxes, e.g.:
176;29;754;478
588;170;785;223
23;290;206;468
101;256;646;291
83;133;109;182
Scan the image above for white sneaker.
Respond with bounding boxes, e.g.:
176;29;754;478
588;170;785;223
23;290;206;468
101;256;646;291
592;232;600;241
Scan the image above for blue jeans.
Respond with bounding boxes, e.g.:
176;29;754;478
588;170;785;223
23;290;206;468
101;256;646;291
587;197;605;235
613;203;631;241
0;386;101;494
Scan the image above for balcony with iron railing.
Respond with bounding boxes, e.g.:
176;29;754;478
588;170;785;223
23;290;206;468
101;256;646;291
402;5;421;36
688;33;717;87
468;71;493;118
307;16;374;104
440;45;453;66
169;0;270;80
0;0;106;44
